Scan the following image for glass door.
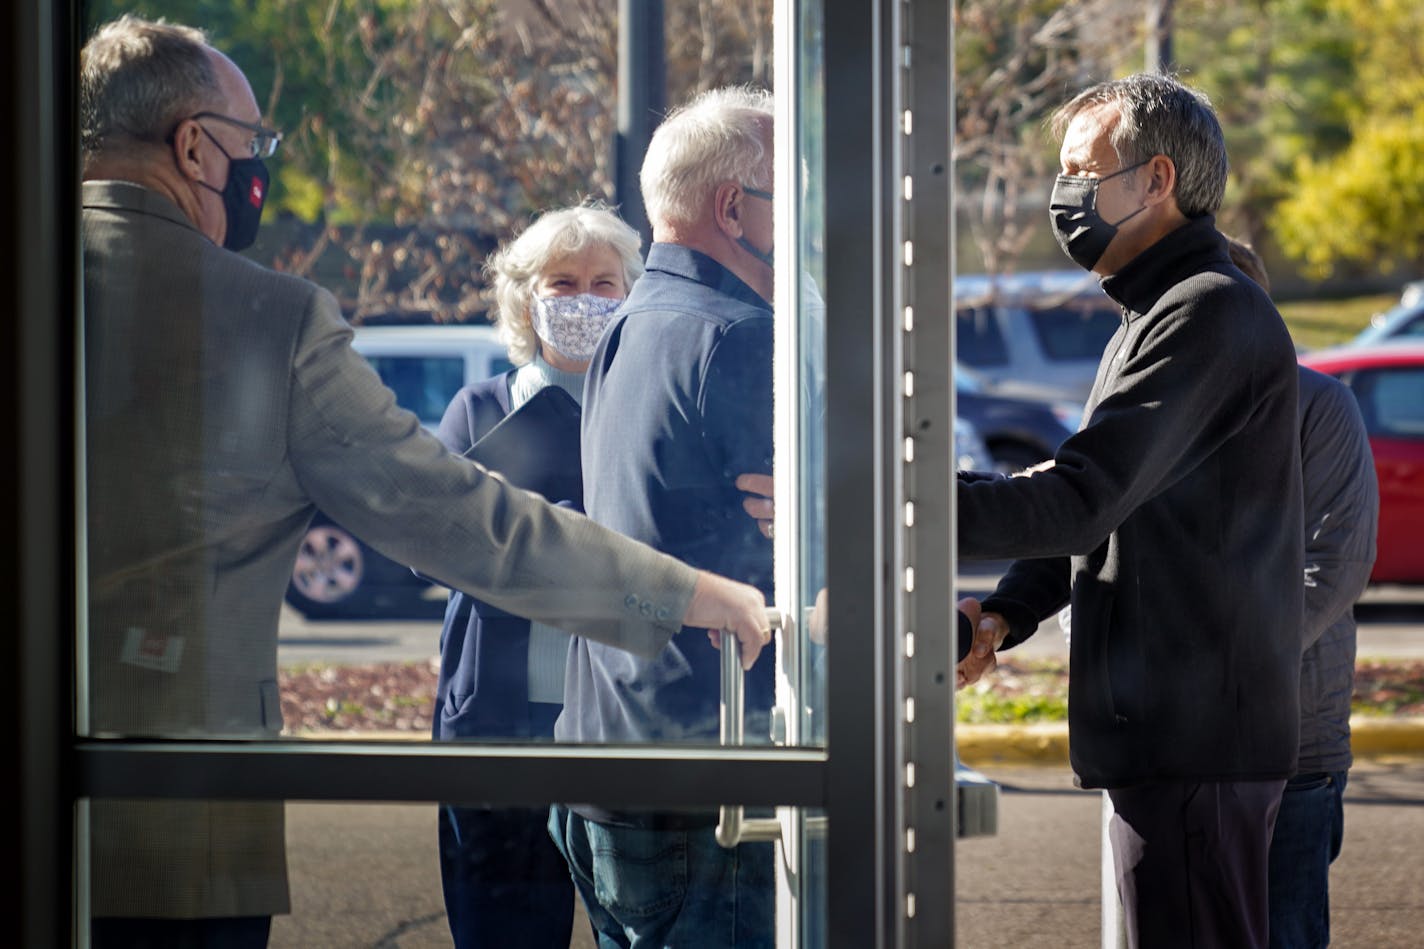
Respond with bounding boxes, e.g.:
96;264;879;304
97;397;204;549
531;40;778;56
52;0;966;947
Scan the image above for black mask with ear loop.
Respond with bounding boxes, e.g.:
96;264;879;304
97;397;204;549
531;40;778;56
192;125;270;251
1048;159;1149;271
737;184;775;268
737;236;775;269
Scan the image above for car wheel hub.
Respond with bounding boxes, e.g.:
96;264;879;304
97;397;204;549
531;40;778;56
291;526;365;603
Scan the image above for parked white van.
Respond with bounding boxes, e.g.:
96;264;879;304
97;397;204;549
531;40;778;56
350;323;513;429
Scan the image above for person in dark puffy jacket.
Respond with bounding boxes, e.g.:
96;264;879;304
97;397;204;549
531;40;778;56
1228;237;1379;949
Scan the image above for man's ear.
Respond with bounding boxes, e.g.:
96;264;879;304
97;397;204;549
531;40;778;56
169;118;206;182
1143;154;1177;207
711;182;745;240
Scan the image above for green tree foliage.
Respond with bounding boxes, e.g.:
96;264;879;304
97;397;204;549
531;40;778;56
1268;0;1424;278
952;0;1142;276
1173;0;1355;252
84;0;771;321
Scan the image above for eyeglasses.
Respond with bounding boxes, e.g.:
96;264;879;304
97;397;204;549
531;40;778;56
190;111;283;159
741;184;773;202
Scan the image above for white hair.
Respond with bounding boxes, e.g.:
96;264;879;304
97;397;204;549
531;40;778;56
640;86;775;230
484;202;644;366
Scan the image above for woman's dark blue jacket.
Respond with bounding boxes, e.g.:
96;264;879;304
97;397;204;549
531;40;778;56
430;373;582;740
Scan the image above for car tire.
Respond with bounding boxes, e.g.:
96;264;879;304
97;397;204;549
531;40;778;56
286;523;372;619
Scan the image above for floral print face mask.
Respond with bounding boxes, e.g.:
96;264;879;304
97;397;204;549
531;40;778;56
531;293;623;361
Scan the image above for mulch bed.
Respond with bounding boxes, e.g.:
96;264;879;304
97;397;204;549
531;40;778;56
1354;659;1424;716
278;656;1424;734
280;659;440;734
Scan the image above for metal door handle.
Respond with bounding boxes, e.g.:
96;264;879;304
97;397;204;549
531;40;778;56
716;608;791;847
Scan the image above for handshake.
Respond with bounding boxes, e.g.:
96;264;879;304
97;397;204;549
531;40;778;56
954;596;1009;689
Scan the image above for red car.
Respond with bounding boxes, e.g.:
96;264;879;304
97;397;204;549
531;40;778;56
1299;343;1424;584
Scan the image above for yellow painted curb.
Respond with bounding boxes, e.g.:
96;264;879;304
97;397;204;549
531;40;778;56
956;717;1424;768
956;723;1071;766
1349;716;1424;757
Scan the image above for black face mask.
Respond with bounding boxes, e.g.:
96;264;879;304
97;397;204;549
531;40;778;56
737;185;775;268
737;235;774;269
196;126;270;251
1048;159;1149;271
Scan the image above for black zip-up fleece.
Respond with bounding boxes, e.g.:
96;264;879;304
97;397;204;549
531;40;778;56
958;215;1304;789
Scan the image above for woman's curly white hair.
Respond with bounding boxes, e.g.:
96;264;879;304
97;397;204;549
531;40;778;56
484;201;643;366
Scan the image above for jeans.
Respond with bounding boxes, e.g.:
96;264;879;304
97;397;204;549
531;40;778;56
1268;770;1347;949
548;805;774;948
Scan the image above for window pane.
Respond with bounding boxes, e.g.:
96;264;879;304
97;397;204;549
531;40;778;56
77;1;814;754
797;0;829;747
1027;305;1119;362
82;799;827;948
1364;368;1424;437
363;354;467;429
955;307;1011;367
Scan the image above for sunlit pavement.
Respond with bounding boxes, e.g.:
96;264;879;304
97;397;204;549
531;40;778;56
264;758;1424;948
268;583;1424;947
956;757;1424;949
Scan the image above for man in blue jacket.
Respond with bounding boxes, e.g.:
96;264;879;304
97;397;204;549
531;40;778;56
957;74;1304;948
549;86;777;948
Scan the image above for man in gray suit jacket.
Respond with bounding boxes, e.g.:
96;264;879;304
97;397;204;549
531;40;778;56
79;15;770;947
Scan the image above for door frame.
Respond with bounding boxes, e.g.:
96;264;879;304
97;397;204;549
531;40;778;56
6;1;960;946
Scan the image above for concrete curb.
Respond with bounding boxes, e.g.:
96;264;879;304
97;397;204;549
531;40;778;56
956;716;1424;768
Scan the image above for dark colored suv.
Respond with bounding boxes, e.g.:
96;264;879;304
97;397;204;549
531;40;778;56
956;363;1077;473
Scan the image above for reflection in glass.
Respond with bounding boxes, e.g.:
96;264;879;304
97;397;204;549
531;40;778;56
797;0;829;750
82;800;826;949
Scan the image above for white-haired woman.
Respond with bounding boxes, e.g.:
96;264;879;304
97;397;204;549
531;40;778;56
429;201;641;949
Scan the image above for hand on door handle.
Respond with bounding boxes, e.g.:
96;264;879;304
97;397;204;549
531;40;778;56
718;608;791;848
686;571;772;669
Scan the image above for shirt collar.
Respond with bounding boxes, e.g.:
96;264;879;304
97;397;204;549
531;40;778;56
1100;214;1229;318
643;243;773;313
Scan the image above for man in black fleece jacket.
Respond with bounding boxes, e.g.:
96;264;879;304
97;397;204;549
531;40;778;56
956;74;1304;948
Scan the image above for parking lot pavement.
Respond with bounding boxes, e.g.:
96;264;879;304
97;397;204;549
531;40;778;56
283;567;1422;667
277;603;442;666
1355;585;1424;658
267;758;1424;948
956;757;1424;948
958;570;1424;661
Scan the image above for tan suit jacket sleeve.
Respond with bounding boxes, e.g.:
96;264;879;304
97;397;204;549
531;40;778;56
286;292;697;657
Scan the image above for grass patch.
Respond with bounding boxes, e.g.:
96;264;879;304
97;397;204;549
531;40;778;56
957;659;1069;724
958;691;1069;724
1278;293;1397;351
956;656;1424;724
